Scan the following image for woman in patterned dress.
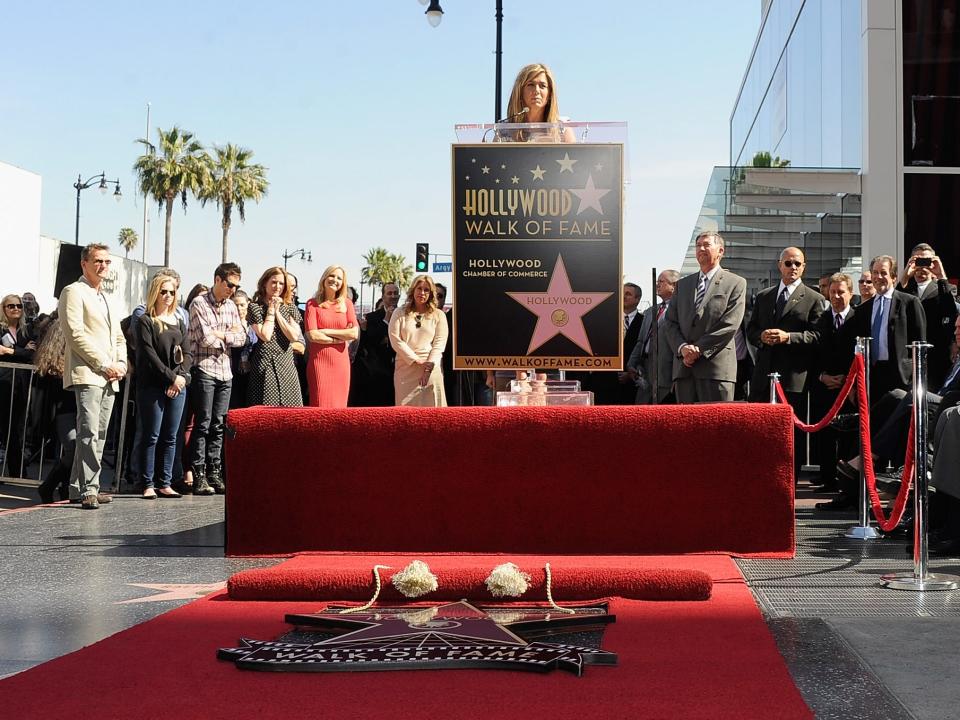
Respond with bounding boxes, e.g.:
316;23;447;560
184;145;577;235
246;267;304;407
304;265;358;407
388;275;448;407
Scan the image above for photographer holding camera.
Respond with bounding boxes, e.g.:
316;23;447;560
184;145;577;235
900;242;958;389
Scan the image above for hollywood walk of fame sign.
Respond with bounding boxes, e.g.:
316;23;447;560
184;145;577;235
452;143;623;370
218;601;617;677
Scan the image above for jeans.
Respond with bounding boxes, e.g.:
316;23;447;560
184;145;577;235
71;383;116;499
187;369;231;473
138;382;186;488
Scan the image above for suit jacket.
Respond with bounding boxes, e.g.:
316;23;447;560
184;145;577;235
662;268;747;383
852;290;926;390
814;306;858;378
747;283;824;398
58;277;127;390
626;302;672;401
903;278;958;389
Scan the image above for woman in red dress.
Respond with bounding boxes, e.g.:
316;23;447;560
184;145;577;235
304;265;358;407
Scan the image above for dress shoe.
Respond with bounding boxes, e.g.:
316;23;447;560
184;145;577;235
38;486;55;504
809;477;838;491
80;496;99;510
156;487;181;498
69;493;112;505
815;494;856;511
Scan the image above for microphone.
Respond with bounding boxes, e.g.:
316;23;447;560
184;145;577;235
495;107;528;124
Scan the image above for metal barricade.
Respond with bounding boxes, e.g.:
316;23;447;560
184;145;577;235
846;338;880;540
0;360;36;482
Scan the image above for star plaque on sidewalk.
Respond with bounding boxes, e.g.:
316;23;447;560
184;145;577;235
219;601;617;676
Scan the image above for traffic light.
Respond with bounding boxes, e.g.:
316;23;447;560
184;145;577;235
416;243;430;272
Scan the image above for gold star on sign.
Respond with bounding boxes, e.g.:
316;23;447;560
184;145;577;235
556;152;577;173
511;176;520;184
481;166;490;174
530;165;546;181
501;164;506;169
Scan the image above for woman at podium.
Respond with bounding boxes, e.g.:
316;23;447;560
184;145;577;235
505;63;575;143
388;275;448;407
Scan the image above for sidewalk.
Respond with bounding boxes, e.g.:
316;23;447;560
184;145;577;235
1;479;958;717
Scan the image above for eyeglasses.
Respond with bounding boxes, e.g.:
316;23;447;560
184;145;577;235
89;258;112;266
781;260;803;268
415;313;423;329
859;279;873;285
159;289;176;297
5;303;23;310
225;280;241;290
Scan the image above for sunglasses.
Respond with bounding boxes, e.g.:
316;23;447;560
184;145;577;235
5;303;23;310
90;258;112;266
225;280;241;290
159;289;176;297
859;279;873;285
781;260;803;268
415;313;423;329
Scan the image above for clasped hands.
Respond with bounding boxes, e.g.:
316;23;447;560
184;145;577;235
102;363;127;382
165;375;187;398
680;344;701;367
419;361;434;388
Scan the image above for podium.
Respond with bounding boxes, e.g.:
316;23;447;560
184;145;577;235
451;121;628;375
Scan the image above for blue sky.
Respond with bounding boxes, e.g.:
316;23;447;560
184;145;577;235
1;1;759;307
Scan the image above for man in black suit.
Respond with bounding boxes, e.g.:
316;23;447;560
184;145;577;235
897;243;958;391
810;273;858;499
852;255;926;402
585;283;643;405
351;282;400;406
747;246;824;474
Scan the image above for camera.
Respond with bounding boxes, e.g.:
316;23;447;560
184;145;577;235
915;257;933;267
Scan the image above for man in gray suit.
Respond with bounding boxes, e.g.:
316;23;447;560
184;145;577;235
627;269;679;404
662;232;747;403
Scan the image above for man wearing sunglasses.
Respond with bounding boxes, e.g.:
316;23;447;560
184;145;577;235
747;247;825;475
58;243;127;509
187;262;246;495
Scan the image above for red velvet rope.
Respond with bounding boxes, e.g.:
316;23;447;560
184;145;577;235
773;354;914;531
856;361;914;532
774;355;860;432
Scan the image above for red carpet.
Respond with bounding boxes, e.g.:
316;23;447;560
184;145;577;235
0;556;811;719
227;553;714;601
225;405;796;557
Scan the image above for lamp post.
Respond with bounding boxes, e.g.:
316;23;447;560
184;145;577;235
282;248;312;270
74;172;122;245
421;0;504;122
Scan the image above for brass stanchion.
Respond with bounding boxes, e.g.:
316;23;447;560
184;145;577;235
846;337;880;540
881;342;959;590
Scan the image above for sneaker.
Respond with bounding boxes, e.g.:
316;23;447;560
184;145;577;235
81;496;99;510
193;477;215;496
69;493;113;504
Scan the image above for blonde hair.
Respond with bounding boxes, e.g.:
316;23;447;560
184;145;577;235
506;63;565;142
1;294;21;330
313;265;349;311
253;266;293;305
402;275;439;315
145;274;178;331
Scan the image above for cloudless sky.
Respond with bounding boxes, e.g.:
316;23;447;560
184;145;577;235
1;1;759;307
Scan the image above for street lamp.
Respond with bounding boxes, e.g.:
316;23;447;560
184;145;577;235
421;0;504;122
282;248;312;270
74;172;122;245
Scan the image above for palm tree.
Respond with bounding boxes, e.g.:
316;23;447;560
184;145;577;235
361;247;393;301
117;227;138;258
133;126;208;266
384;253;414;290
200;144;269;262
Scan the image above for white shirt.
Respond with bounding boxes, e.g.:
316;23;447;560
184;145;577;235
776;278;804;300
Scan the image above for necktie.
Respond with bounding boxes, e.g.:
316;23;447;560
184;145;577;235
834;313;842;330
775;286;789;318
623;314;630;333
941;359;960;394
870;296;886;363
694;275;707;310
644;304;665;352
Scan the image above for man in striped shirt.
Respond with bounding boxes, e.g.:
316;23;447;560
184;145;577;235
187;262;246;495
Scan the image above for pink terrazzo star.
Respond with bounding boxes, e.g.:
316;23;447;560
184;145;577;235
506;255;613;354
